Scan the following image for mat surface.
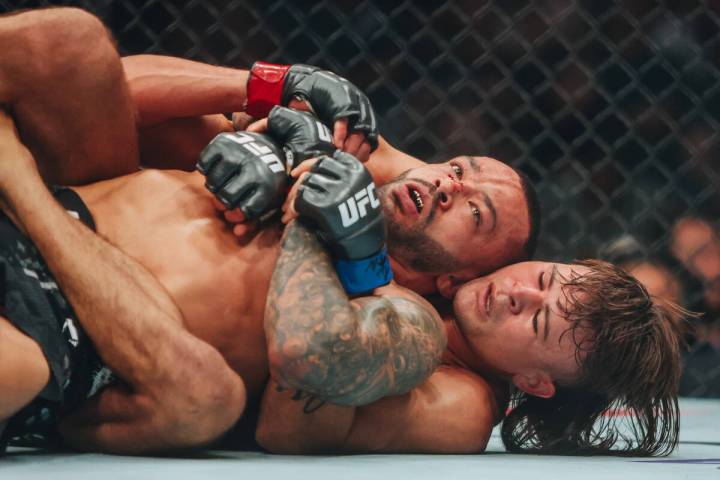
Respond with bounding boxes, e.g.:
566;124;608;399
2;398;718;480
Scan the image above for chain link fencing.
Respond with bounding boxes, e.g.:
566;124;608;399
2;0;720;396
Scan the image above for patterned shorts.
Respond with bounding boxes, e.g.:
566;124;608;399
0;187;114;451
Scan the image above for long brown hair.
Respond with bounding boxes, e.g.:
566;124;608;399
501;259;692;456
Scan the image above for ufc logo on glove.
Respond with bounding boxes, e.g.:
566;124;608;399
227;133;284;173
315;121;332;143
339;184;380;227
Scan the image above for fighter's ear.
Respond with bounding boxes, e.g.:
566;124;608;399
436;274;465;299
512;372;556;399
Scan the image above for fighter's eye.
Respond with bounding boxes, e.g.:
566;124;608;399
451;163;463;179
470;202;481;226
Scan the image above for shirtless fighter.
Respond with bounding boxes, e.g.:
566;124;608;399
253;155;687;456
0;8;536;453
0;105;687;457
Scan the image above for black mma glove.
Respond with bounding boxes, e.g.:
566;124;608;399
197;131;287;222
295;151;392;295
245;62;378;150
266;106;337;170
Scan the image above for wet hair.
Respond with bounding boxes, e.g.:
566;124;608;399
501;259;693;456
515;169;541;262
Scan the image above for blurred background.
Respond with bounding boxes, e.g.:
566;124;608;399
1;0;719;396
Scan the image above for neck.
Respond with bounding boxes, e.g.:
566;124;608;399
444;316;511;383
388;255;438;295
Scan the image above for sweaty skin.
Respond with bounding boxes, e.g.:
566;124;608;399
70;145;523;406
75;170;280;401
74;169;509;419
0;8;527;452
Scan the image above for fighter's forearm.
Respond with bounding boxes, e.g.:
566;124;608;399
365;136;425;186
1;167;199;389
265;221;446;406
122;54;249;126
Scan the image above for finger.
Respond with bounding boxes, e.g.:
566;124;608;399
333;118;348;149
233;222;256;238
290;158;320;178
232;112;254;131
282;174;308;212
288;98;312;112
247;118;269;133
281;208;300;225
355;142;372;163
281;199;300;224
212;196;227;212
309;156;348;180
224;207;246;224
343;132;365;156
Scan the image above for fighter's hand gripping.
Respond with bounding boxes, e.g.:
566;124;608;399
295;151;393;295
265;106;337;169
245;62;378;153
197;131;287;222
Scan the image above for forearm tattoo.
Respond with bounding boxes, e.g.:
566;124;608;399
265;222;446;407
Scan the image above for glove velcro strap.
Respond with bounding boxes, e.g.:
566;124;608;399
333;247;393;295
246;62;291;118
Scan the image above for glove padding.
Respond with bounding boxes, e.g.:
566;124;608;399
246;62;378;150
197;131;287;221
266;106;337;170
295;151;392;294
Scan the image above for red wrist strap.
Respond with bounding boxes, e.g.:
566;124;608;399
246;61;290;118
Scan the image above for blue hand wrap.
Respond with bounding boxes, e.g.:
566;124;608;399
334;247;393;295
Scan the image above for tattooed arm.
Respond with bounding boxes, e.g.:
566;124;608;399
265;221;446;406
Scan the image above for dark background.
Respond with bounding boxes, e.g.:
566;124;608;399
2;0;719;395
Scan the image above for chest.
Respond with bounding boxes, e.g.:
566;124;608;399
78;171;283;395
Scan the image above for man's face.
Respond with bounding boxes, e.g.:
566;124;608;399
378;156;530;275
452;261;592;383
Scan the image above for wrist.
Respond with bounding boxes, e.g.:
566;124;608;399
246;61;291;119
0;164;45;214
334;247;393;295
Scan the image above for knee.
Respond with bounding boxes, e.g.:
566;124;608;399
7;8;115;76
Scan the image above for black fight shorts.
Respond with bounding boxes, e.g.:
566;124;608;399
0;187;114;452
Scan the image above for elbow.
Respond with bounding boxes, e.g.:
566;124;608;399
162;345;247;447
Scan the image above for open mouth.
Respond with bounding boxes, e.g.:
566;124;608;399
483;283;494;316
408;186;424;213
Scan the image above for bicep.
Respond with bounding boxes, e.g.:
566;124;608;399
323;294;446;405
258;369;499;455
351;295;446;405
344;368;498;453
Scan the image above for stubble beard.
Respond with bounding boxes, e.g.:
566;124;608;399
378;182;463;274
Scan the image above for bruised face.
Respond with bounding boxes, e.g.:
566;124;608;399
377;156;530;276
452;261;592;385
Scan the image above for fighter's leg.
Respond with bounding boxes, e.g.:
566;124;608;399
121;54;243;170
0;316;50;422
0;7;139;185
59;354;247;454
